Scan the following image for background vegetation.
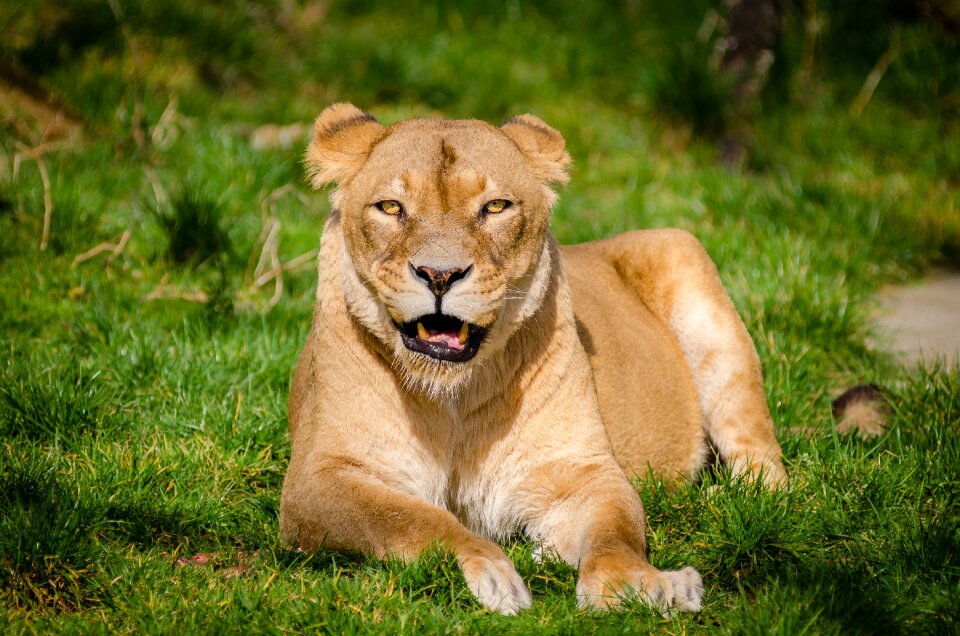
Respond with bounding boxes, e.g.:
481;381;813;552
1;0;958;632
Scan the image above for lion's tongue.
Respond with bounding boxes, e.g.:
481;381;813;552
417;322;467;351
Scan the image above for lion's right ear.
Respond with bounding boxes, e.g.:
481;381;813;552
304;103;385;189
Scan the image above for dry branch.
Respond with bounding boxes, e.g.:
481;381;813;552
851;33;928;118
144;273;209;303
13;142;54;251
73;229;133;266
150;96;192;150
244;185;310;310
144;167;169;210
851;33;901;118
252;248;319;287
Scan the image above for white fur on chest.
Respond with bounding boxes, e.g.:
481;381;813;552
364;405;525;542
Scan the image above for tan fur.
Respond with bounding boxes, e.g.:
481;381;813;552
833;384;891;439
280;104;786;614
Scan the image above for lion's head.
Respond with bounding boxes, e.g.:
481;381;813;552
305;103;571;396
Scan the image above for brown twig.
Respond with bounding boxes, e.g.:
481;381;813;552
36;157;52;251
109;228;132;264
144;272;209;303
799;0;819;85
147;289;209;303
851;32;901;117
253;217;283;300
151;96;178;149
145;272;170;297
245;185;310;310
150;96;192;150
253;248;319;287
281;249;319;273
13;142;54;251
73;229;133;266
73;241;118;266
851;32;928;117
144;167;169;210
16;139;70;158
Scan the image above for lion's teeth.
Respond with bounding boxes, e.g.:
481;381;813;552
417;322;429;340
458;322;469;344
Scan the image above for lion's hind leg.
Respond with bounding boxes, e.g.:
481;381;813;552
603;229;786;487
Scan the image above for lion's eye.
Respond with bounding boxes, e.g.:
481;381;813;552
483;199;511;214
375;200;403;216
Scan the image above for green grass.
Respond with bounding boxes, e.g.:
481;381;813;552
2;0;959;632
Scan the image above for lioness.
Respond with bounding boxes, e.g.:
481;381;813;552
280;104;786;614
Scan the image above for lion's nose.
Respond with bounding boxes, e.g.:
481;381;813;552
411;264;472;298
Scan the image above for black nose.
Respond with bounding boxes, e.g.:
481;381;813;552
412;264;471;298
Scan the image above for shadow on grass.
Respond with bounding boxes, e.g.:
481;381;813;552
0;450;282;614
725;489;959;633
153;189;234;268
101;498;212;549
737;521;960;634
0;367;117;444
734;561;899;635
0;458;104;614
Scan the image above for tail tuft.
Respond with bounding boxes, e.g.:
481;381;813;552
832;384;892;439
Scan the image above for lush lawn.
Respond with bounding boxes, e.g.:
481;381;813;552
2;1;958;633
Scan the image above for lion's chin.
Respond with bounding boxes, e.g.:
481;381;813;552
393;313;487;363
391;347;478;400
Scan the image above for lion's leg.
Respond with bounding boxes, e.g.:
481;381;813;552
605;229;786;486
280;459;531;615
519;461;703;611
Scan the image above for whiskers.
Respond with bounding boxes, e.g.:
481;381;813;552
502;283;529;302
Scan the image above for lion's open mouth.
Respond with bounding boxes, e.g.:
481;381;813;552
395;313;486;363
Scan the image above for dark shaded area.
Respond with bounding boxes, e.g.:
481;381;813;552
102;499;209;548
651;42;734;137
9;1;256;85
0;369;115;443
0;462;103;613
154;189;233;267
15;1;120;75
743;563;902;635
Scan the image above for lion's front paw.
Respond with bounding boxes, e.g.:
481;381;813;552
459;549;532;615
658;566;703;612
576;558;703;613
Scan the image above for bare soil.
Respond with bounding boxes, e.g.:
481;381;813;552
873;270;960;368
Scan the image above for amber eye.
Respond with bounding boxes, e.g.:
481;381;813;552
483;199;511;214
375;200;403;216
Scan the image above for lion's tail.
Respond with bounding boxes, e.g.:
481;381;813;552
832;384;893;439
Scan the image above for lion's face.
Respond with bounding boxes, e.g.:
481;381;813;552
305;104;570;395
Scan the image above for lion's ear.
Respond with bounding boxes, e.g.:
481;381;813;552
304;103;385;189
500;114;571;187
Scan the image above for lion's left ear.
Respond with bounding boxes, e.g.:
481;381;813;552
304;103;385;189
499;114;571;187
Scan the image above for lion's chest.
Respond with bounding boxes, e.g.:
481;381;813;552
368;412;526;542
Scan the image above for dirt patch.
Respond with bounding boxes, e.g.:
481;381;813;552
873;270;960;368
0;70;82;147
